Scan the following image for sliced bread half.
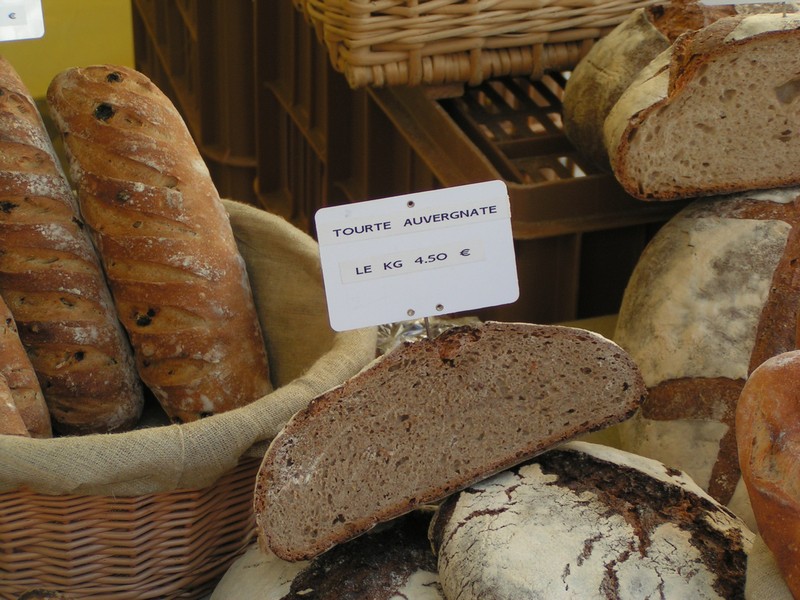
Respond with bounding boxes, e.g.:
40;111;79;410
254;321;645;561
604;13;800;200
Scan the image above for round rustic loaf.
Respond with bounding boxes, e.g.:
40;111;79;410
737;350;800;598
429;440;753;600
614;186;800;530
213;511;443;599
563;0;734;171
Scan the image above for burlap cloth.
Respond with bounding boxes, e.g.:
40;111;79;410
0;199;377;497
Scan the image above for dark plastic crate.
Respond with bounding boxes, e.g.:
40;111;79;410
131;0;258;203
253;1;687;324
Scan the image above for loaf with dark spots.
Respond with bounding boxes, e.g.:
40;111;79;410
46;65;272;423
429;441;753;599
254;321;645;561
0;55;142;434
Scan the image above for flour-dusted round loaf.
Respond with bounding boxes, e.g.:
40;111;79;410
46;65;272;423
429;440;754;600
604;13;800;200
0;56;143;434
737;350;800;598
614;186;800;529
0;373;29;437
563;0;734;171
213;511;444;599
255;321;646;561
0;294;49;437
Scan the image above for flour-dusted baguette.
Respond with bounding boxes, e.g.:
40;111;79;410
614;186;800;530
254;322;646;561
429;441;753;600
563;0;734;171
46;65;272;423
604;13;800;200
0;56;143;434
737;350;800;598
0;294;50;437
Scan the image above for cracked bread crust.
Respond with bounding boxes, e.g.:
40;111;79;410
430;441;753;600
254;322;645;562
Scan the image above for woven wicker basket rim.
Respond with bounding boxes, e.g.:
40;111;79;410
296;0;657;86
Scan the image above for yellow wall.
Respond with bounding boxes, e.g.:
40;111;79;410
0;0;134;98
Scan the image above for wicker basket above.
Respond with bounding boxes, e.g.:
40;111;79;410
295;0;659;87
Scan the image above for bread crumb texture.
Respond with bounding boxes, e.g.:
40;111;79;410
255;322;645;561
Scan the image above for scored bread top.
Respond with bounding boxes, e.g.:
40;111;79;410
254;321;646;562
46;65;272;423
0;56;143;434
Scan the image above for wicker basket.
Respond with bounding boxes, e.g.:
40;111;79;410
295;0;658;87
1;458;261;600
0;200;377;599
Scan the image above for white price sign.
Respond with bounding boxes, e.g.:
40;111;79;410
315;181;519;331
0;0;43;41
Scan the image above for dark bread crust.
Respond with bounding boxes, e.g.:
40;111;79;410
0;56;143;434
283;511;441;599
46;65;272;423
255;322;645;561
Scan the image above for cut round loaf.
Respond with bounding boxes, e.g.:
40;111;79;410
604;13;800;200
563;1;734;171
737;350;800;598
429;441;754;600
614;186;800;530
0;56;143;434
46;65;272;423
254;321;646;561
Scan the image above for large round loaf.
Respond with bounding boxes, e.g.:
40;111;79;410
737;350;800;598
46;65;272;423
429;441;753;600
0;56;143;434
614;186;800;529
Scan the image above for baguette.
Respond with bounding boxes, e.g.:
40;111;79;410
0;294;50;437
737;350;800;598
254;322;646;561
0;55;143;434
604;13;800;200
46;65;272;423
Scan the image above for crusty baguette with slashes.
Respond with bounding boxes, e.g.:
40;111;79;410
0;56;143;434
46;65;272;423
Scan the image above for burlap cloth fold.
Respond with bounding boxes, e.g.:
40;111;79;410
0;200;377;497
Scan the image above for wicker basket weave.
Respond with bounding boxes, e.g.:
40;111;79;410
0;200;377;599
295;0;658;87
0;458;260;600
